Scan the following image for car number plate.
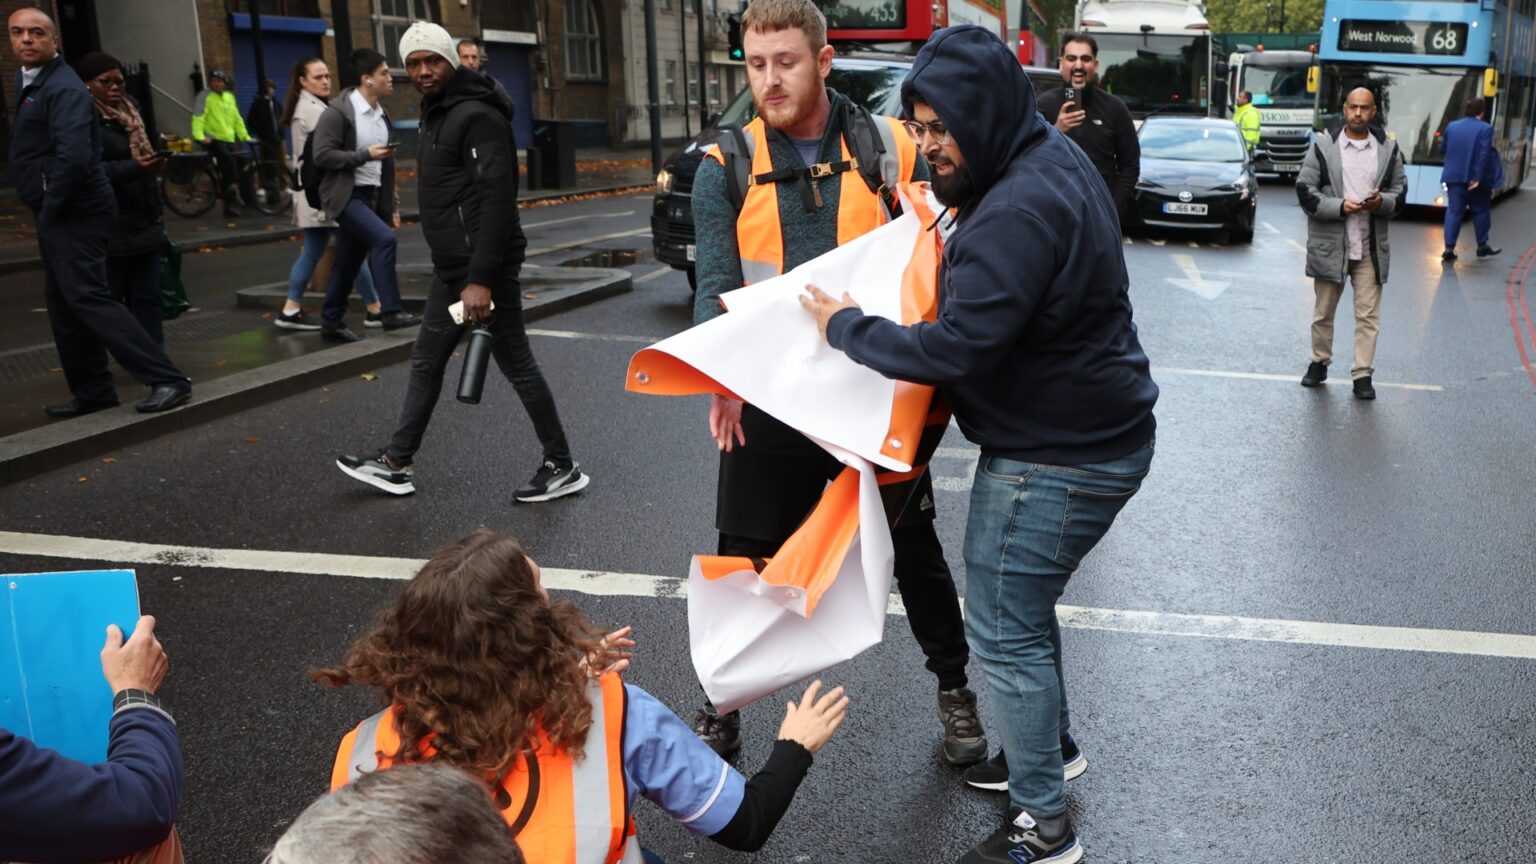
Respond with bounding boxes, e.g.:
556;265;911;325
686;244;697;262
1162;202;1208;215
1275;163;1300;173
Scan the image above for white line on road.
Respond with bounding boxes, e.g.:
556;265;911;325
523;210;635;230
525;227;650;258
1260;221;1280;234
526;328;657;344
1157;367;1444;391
2;530;1532;660
1286;238;1307;253
632;265;675;285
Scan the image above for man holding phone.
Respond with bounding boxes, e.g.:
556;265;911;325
1295;86;1407;400
1035;32;1138;226
310;48;420;341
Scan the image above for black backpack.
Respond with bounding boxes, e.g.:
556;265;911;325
716;100;902;218
296;132;323;211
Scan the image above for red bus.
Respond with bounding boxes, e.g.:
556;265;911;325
820;0;1006;45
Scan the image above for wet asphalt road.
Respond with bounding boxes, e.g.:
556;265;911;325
1;184;1534;863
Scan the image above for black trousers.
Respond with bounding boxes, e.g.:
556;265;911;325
712;404;970;698
384;269;571;468
204;140;241;203
106;248;164;347
39;213;186;403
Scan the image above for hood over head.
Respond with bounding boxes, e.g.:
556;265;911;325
432;66;514;120
900;25;1046;194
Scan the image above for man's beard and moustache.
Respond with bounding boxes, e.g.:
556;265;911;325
930;156;975;209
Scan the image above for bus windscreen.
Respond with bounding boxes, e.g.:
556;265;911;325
1096;33;1210;114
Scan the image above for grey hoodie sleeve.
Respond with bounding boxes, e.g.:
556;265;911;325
310;107;369;172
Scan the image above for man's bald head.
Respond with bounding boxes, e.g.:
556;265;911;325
8;6;59;68
1342;86;1377;138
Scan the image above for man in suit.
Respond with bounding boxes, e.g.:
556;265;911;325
7;5;192;416
1440;97;1503;261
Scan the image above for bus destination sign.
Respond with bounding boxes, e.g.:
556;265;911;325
1337;20;1470;56
820;0;907;30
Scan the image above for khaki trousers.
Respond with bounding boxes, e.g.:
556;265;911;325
1310;258;1381;380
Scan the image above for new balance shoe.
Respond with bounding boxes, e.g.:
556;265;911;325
958;807;1082;864
336;450;415;495
964;735;1087;792
274;310;322;331
938;687;989;766
514;460;590;503
690;706;742;759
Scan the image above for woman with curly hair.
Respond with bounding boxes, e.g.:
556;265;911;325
319;529;848;863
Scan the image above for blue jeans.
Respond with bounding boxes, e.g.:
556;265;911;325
964;440;1154;817
323;188;401;327
287;227;378;305
1443;182;1492;248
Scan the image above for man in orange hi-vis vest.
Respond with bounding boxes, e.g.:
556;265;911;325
803;26;1159;864
687;0;986;767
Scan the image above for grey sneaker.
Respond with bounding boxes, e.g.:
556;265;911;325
337;450;415;496
938;687;988;766
514;461;590;503
959;807;1082;864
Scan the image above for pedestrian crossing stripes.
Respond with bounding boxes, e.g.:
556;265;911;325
2;530;1532;661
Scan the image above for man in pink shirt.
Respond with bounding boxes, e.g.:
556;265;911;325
1295;87;1408;400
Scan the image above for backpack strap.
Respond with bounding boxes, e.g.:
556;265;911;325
839;100;903;219
716;124;753;212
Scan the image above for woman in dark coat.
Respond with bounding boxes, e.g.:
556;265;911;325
78;52;168;345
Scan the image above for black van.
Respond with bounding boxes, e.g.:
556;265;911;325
651;53;1063;291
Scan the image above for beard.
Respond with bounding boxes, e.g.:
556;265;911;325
755;85;816;130
930;160;975;208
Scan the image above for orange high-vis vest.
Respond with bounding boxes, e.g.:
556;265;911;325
331;673;641;864
704;113;918;286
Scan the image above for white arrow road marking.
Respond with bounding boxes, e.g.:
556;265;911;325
1165;253;1232;299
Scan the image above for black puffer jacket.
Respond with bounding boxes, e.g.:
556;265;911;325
98;96;165;256
416;66;526;283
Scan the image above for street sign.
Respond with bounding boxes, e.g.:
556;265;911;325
0;569;140;763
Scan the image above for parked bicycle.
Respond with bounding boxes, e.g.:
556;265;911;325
159;134;293;218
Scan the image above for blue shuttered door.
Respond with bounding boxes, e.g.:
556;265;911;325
231;31;322;117
484;42;536;150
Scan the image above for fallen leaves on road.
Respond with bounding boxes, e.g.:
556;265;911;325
214;359;227;366
100;457;117;464
361;373;380;381
523;292;539;301
243;436;260;444
76;476;89;483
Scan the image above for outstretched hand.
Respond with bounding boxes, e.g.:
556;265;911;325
582;626;636;678
776;680;849;755
798;284;859;341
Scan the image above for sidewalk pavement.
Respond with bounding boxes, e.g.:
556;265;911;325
0;148;656;274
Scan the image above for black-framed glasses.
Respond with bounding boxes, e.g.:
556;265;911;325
902;119;952;146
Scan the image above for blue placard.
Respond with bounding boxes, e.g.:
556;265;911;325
0;570;140;764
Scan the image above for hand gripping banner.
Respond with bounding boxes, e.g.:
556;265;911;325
625;183;949;713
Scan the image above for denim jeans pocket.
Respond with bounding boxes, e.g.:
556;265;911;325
1054;483;1141;569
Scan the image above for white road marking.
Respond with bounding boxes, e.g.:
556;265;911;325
1166;253;1231;299
632;265;674;285
1123;237;1134;245
523;210;635;230
1286;238;1307;253
1187;241;1200;248
527;328;656;344
1149;238;1167;247
2;530;1532;660
525;227;650;258
1157;367;1444;391
1260;221;1281;234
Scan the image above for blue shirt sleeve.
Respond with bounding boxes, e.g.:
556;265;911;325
622;684;745;837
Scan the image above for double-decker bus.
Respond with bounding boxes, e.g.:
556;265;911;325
819;0;1006;49
1075;0;1212;119
1317;0;1536;206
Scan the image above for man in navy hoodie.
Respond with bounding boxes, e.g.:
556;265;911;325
0;615;182;862
803;26;1157;864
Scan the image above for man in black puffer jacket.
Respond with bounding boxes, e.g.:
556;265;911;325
336;22;587;504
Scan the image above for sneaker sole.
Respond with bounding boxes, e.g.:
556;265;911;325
336;459;415;496
274;320;322;331
514;472;590;503
966;754;1086;791
364;321;383;329
1042;838;1084;864
965;776;1010;791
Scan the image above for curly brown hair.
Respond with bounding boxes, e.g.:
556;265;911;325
314;529;604;780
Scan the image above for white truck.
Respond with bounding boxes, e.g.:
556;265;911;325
1074;0;1212;120
1226;48;1316;177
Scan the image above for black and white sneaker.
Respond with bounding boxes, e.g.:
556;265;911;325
336;450;415;495
364;312;384;329
959;808;1082;864
964;735;1087;792
514;460;590;503
274;310;322;331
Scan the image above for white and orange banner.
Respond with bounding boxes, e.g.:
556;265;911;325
626;184;946;713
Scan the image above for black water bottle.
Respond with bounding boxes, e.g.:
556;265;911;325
456;321;494;404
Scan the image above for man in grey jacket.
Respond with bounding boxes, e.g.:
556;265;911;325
311;48;420;341
1295;87;1407;400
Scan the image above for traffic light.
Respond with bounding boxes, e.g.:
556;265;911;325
727;13;744;61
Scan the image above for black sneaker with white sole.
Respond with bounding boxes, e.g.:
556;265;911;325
274;310;322;331
514;461;590;503
364;312;384;329
964;735;1087;791
337;450;415;495
959;807;1082;864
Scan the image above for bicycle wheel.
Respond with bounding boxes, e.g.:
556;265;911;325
249;159;294;216
160;158;219;218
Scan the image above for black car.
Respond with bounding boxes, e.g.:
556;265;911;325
1132;117;1260;243
652;54;1063;289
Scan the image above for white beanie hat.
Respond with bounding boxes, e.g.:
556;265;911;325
398;21;460;69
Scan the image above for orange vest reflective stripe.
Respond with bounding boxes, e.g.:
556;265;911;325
331;674;640;864
704;113;918;285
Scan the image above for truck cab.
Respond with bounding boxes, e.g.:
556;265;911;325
1227;48;1316;178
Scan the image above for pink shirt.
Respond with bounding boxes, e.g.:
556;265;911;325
1339;133;1377;261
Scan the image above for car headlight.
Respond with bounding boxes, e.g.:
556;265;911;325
1215;182;1250;200
1135;179;1159;191
657;169;673;194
